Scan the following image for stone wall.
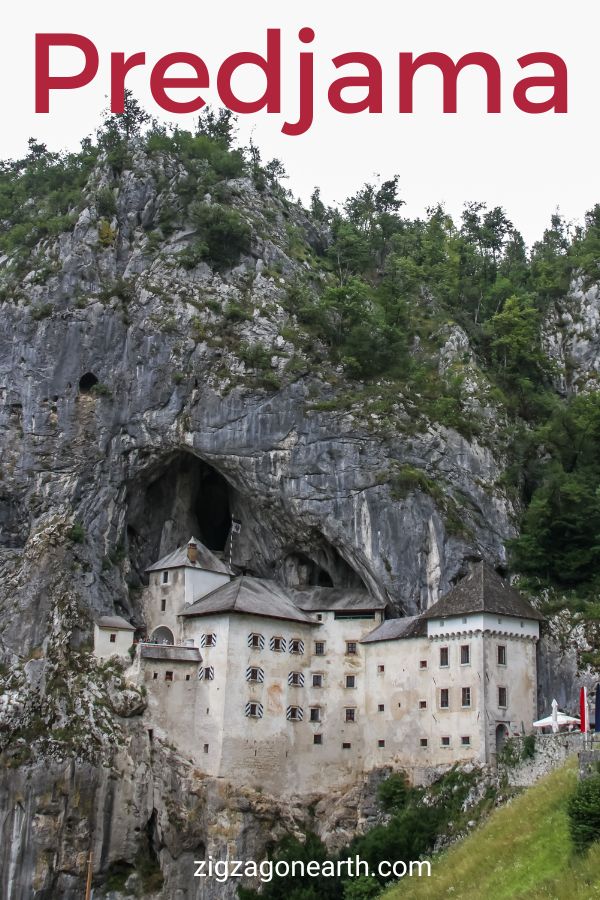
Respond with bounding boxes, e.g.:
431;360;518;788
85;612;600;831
500;733;582;787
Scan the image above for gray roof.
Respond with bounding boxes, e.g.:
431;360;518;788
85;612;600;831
361;616;427;643
422;562;544;622
146;536;231;575
140;645;201;662
180;576;317;625
292;587;386;613
96;616;135;631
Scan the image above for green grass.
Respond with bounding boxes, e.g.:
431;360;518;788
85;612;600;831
386;758;600;900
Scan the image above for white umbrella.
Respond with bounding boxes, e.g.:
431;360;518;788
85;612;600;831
533;711;580;729
551;698;559;734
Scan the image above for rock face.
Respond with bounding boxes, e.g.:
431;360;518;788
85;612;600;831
0;142;594;897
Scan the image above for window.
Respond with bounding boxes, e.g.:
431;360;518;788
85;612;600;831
288;671;305;687
165;671;173;682
160;598;166;612
461;735;471;746
441;736;451;747
498;686;508;708
109;633;116;643
420;738;428;748
309;707;321;722
342;742;352;749
419;699;427;710
248;633;264;650
378;704;385;712
460;645;471;665
162;571;169;584
289;638;304;654
439;619;445;627
497;645;507;666
314;641;325;656
377;664;385;673
246;702;263;718
199;666;215;681
378;739;386;748
270;636;285;652
317;614;323;621
345;707;357;723
439;647;449;667
346;641;358;655
287;705;303;721
202;633;216;648
440;688;449;709
246;667;264;683
312;673;324;688
313;734;323;745
152;672;158;680
461;687;471;708
345;675;356;689
419;659;428;670
203;743;209;753
185;674;191;681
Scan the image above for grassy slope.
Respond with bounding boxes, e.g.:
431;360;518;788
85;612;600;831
386;758;600;900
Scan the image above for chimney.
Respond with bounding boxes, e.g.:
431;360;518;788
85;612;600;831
187;540;199;564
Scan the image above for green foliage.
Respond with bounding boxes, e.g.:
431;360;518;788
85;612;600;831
568;774;600;853
377;772;411;812
66;522;85;544
187;202;251;269
96;187;117;218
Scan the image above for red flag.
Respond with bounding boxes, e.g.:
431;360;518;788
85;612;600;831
580;686;588;733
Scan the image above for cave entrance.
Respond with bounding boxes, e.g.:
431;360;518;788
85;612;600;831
126;452;233;584
152;626;175;645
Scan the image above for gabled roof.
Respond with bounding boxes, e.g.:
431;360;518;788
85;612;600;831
140;645;201;662
361;616;427;643
292;587;386;613
422;562;544;622
146;536;231;575
180;576;317;625
96;615;135;631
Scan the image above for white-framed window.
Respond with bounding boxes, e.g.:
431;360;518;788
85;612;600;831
309;706;321;722
498;686;508;708
312;673;324;688
314;641;325;656
419;659;428;670
287;705;303;721
201;633;216;648
439;646;449;667
162;570;169;584
270;636;286;652
419;699;427;710
441;735;451;747
313;734;323;745
440;688;449;709
460;645;471;665
345;641;358;656
345;707;356;723
497;644;507;666
246;667;264;684
198;666;214;681
246;701;263;718
289;638;305;654
461;687;471;708
345;674;356;689
461;735;471;746
288;671;305;687
248;633;265;650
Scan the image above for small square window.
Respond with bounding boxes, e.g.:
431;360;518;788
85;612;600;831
317;614;323;621
203;667;214;681
420;738;428;748
440;689;449;709
289;672;303;686
271;637;284;652
250;633;263;649
346;641;358;656
462;687;471;708
109;633;116;643
342;742;352;749
290;639;303;654
377;664;385;673
165;671;173;682
419;659;428;670
461;735;471;746
204;633;216;648
378;704;385;712
288;706;302;721
185;674;191;681
498;686;508;708
345;675;356;689
439;647;449;667
314;734;323;745
162;571;169;584
419;699;427;710
310;707;321;722
152;672;158;680
441;736;451;747
160;598;166;612
314;641;325;656
378;739;386;748
203;743;209;753
460;645;471;665
497;645;507;666
345;708;356;723
312;673;323;688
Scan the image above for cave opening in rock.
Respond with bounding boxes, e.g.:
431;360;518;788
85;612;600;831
126;452;233;584
78;372;98;393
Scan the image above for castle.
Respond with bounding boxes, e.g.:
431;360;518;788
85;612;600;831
95;537;542;792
